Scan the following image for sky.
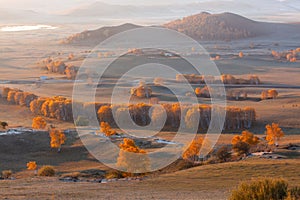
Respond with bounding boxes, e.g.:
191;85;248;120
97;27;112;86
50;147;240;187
0;0;299;23
0;0;294;12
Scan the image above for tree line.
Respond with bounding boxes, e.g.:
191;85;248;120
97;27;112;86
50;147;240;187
1;87;256;131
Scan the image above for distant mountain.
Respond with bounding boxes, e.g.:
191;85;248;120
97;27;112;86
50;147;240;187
62;2;177;19
0;9;41;23
61;23;142;45
60;0;300;23
62;12;300;45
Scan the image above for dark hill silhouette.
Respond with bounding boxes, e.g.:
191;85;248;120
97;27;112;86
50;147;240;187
61;23;142;45
61;12;300;45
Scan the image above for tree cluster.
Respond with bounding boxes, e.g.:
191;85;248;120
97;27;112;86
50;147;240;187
39;58;79;79
231;130;260;155
117;138;149;173
176;74;260;85
2;87;38;106
272;48;299;62
261;89;279;100
30;96;73;122
130;82;152;98
97;103;256;131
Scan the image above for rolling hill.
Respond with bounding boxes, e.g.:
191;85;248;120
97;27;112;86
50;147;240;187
61;23;142;45
61;12;300;45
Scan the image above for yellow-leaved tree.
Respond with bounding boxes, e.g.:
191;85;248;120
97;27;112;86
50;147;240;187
182;136;204;162
27;161;38;175
27;161;37;170
49;127;66;152
265;123;284;146
232;131;259;155
117;138;149;173
232;130;260;146
100;122;116;137
32;117;47;129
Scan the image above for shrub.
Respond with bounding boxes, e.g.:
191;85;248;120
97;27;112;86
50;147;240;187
216;146;231;162
61;172;81;179
38;166;55;177
1;121;8;129
2;170;12;179
105;171;123;179
232;141;250;156
230;178;288;200
286;186;300;200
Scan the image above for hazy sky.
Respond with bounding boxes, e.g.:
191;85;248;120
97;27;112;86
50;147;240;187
0;0;299;19
0;0;293;12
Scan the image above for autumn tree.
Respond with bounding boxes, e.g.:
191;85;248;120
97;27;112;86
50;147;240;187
153;77;164;86
27;161;37;175
195;87;202;96
268;89;279;99
239;52;244;58
1;87;10;98
185;107;199;131
232;130;260;146
182;136;203;162
49;127;66;152
265;123;285;146
0;122;8;129
261;90;268;100
261;89;279;100
7;90;17;104
117;138;149;173
98;105;113;125
100;122;116;137
32;117;47;129
232;130;259;155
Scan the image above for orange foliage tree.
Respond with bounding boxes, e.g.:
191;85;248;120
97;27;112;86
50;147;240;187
268;89;279;99
97;105;113;125
232;130;260;146
27;161;37;170
27;161;38;175
265;123;285;146
32;117;47;129
100;122;116;137
182;136;204;162
232;130;259;156
117;138;149;173
49;128;66;152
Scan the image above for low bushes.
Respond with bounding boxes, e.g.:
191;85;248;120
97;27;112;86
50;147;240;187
1;170;12;179
230;178;299;200
38;166;55;177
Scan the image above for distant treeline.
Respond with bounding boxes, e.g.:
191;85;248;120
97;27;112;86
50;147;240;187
176;74;260;85
0;87;256;131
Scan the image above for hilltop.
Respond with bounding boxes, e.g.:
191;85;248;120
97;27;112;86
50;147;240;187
61;12;300;45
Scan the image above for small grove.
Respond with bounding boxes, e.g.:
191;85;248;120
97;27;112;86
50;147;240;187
176;74;260;85
179;123;286;166
1;87;256;131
